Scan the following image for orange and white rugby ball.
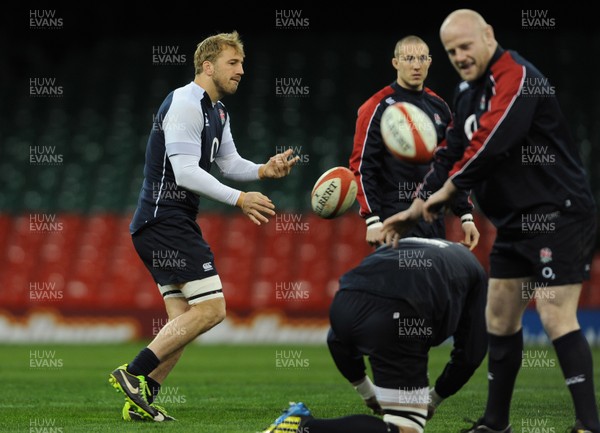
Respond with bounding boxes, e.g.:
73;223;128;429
311;167;357;219
380;102;437;164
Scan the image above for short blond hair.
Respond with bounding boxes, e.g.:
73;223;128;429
194;31;244;75
394;35;429;58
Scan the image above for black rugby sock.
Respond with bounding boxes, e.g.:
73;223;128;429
127;347;160;377
553;330;600;432
482;329;523;430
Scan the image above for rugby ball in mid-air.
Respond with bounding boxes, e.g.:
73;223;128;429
380;102;437;164
311;167;357;219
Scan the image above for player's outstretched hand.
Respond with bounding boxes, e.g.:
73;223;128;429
461;221;480;251
381;199;424;248
260;148;300;179
236;191;276;225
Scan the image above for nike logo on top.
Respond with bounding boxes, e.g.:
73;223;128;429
119;370;139;394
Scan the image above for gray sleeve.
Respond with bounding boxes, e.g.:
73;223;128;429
169;153;241;206
215;151;261;181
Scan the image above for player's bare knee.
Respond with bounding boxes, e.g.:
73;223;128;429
210;298;226;325
191;298;226;328
537;302;579;339
487;317;521;335
485;306;515;335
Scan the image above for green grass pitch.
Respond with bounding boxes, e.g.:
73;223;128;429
1;343;599;432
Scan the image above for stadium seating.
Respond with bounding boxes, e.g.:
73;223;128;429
2;211;598;318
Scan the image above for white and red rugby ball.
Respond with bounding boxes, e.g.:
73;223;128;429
380;102;437;164
311;166;357;219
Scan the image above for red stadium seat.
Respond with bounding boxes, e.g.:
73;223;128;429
0;272;30;308
251;279;276;310
261;229;296;263
96;215;163;308
296;238;331;291
580;280;592;307
0;215;48;308
279;278;328;314
586;253;600;307
255;256;291;283
0;214;13;253
336;212;363;243
304;213;334;249
197;213;226;252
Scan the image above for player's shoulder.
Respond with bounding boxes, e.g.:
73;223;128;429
489;49;532;82
423;87;451;115
357;83;396;117
171;82;205;111
504;49;546;79
423;87;447;103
